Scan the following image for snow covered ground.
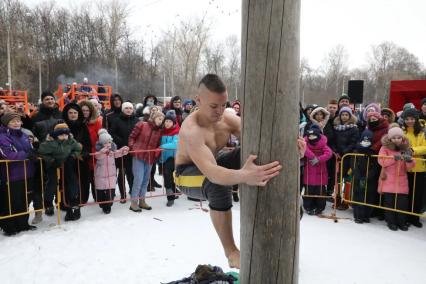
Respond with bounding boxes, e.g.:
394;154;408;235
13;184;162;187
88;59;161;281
1;189;425;284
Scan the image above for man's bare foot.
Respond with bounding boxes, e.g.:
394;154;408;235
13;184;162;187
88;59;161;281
227;249;240;269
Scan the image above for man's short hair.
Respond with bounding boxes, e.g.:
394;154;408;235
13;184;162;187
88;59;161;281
198;74;226;93
328;99;338;105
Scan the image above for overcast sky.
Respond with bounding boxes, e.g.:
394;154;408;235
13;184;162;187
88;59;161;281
24;0;426;69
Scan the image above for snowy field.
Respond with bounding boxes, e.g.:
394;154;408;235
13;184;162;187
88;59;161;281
1;188;425;284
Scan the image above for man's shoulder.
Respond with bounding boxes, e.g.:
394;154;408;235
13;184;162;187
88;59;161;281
180;116;202;136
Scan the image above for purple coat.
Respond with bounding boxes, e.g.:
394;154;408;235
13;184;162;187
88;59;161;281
0;126;35;182
303;135;333;186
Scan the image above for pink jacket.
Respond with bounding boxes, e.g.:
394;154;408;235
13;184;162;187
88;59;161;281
378;136;415;194
303;135;333;186
94;147;127;190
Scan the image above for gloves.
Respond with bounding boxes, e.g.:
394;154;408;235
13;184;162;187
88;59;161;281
309;157;319;166
394;155;402;161
27;149;39;161
402;153;412;162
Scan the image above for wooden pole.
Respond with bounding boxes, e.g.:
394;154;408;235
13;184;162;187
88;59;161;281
240;0;301;283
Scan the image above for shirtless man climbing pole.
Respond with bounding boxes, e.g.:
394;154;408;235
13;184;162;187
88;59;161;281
175;74;305;269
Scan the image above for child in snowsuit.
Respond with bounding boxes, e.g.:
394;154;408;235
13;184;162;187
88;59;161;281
351;129;379;224
94;129;129;214
303;125;333;215
38;123;82;221
378;125;415;231
159;111;180;207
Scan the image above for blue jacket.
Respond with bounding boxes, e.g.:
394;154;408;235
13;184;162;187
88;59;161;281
159;134;178;163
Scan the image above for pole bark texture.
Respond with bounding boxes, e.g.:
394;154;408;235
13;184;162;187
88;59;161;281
240;0;301;283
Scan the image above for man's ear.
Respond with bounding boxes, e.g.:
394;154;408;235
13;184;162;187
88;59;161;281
195;95;200;104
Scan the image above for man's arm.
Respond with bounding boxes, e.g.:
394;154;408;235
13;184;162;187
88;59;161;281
182;128;281;186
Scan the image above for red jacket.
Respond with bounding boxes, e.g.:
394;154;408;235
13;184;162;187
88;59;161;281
86;116;103;170
128;121;163;164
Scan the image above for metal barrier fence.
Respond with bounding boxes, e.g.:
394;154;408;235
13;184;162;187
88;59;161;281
340;153;426;218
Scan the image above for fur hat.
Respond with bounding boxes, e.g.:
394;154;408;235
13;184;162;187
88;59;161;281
401;108;419;120
41;91;55;101
366;111;382;121
150;111;165;122
165;110;177;124
381;108;395;122
52;123;70;138
339;106;353;116
387;124;404;139
1;112;21;126
98;128;113;145
121;102;134;112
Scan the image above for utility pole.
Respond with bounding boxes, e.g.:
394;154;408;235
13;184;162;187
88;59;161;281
240;0;301;283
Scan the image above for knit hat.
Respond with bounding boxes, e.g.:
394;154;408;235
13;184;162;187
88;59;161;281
306;125;321;143
403;103;415;112
401;108;419;120
363;103;381;121
165;110;177;124
338;94;350;105
359;129;373;148
150;111;165;121
387;125;404;139
121;102;134;112
1;112;21;126
98;128;113;145
41;91;55;101
339;106;353;116
366;111;382;121
183;99;193;107
52;123;70;138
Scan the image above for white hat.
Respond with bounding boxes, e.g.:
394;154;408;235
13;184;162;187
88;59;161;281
98;128;113;145
121;102;134;112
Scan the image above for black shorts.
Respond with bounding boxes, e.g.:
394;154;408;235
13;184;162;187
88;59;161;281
175;147;240;211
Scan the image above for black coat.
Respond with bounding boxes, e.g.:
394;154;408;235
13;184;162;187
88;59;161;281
31;105;62;142
110;113;139;148
333;116;360;155
63;104;92;159
103;94;123;131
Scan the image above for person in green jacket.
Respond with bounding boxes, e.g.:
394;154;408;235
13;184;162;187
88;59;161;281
38;122;82;221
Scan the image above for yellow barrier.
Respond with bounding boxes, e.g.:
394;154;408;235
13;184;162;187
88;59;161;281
340;153;426;218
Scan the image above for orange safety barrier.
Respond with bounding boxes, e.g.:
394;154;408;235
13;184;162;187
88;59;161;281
0;90;30;114
55;84;112;111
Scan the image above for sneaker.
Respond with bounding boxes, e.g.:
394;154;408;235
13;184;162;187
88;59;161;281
45;206;54;216
120;199;127;204
387;223;398;231
166;200;174;207
129;201;141;212
139;200;152;210
398;224;409;231
32;211;43;225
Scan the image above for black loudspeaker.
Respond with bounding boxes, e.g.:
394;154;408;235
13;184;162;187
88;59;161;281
348;80;364;104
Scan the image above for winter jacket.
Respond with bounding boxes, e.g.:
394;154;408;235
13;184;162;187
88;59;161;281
0;126;35;182
403;126;426;172
63;103;92;160
368;119;389;153
38;137;82;169
303;135;333;186
159;124;180;163
128;121;162;164
110;113;139;148
378;135;415;194
333;115;359;156
103;94;123;130
31;104;62;142
94;143;127;190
